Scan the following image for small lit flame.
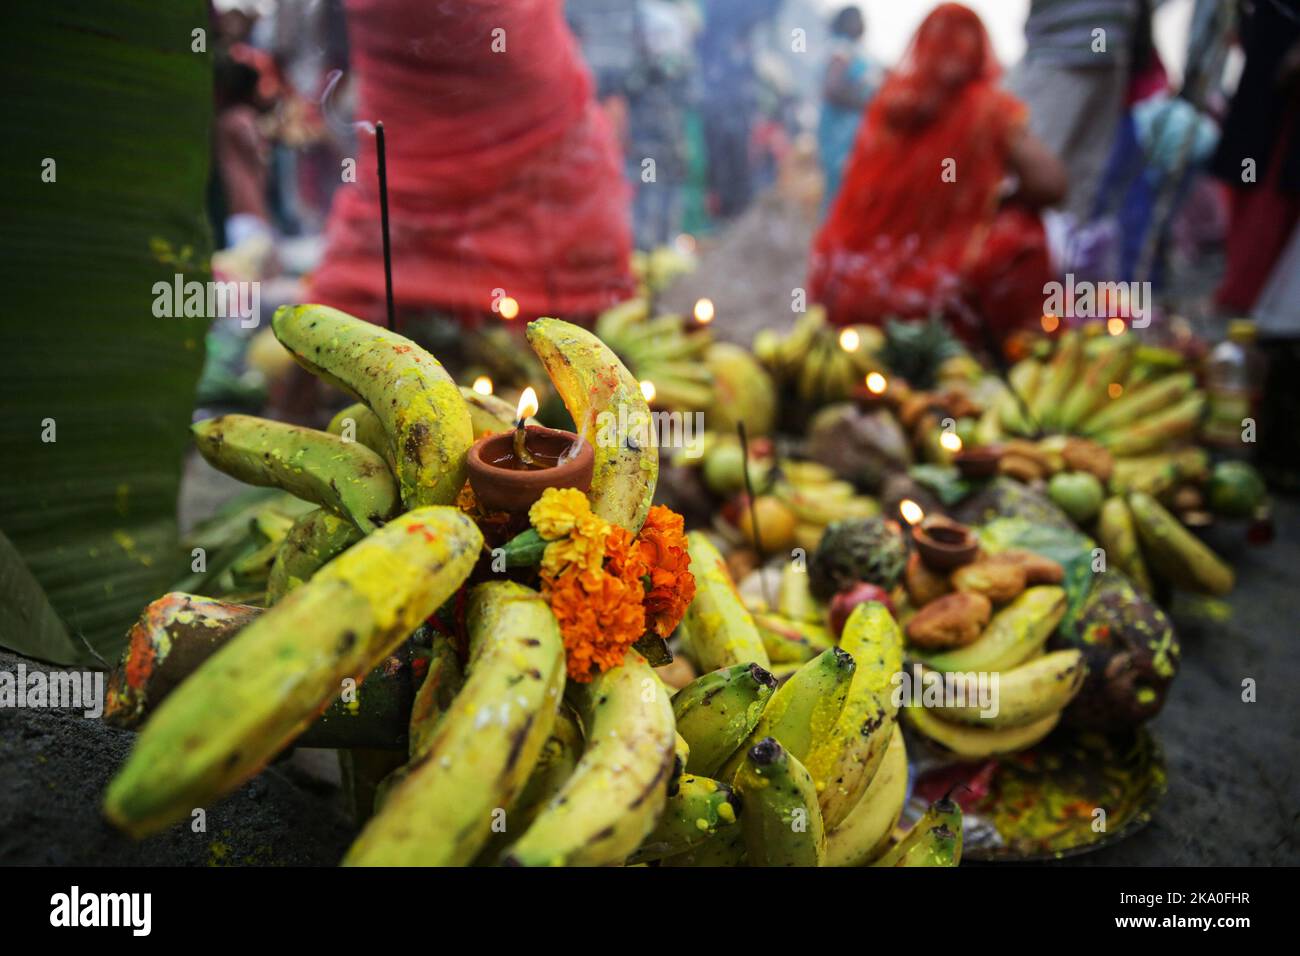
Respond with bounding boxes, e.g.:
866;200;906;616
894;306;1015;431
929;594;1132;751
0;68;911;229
865;371;888;395
515;386;539;422
694;298;715;325
1107;382;1123;399
498;296;520;321
640;380;657;403
899;499;924;526
1107;317;1126;336
839;328;861;352
940;431;963;453
675;233;697;255
1041;313;1060;333
472;375;494;396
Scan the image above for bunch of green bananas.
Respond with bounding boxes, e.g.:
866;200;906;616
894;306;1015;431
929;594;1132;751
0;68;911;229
987;330;1206;457
753;307;884;408
595;297;716;411
675;546;961;867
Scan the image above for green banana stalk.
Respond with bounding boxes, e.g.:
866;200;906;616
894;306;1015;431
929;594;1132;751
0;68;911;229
103;507;483;837
192;414;399;533
1096;497;1154;594
681;532;771;671
872;797;962;867
345;581;566;866
503;651;677;866
917;586;1066;673
265;507;364;604
272;304;474;509
627;775;739;864
1129;492;1235;596
734;737;827;867
672;662;776;777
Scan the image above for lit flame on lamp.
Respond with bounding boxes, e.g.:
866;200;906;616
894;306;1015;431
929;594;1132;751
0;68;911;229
694;298;715;325
1041;313;1060;333
839;328;861;352
498;296;520;321
515;386;539;423
899;499;924;526
865;372;888;395
940;431;963;453
1107;317;1126;336
472;376;494;396
640;380;657;403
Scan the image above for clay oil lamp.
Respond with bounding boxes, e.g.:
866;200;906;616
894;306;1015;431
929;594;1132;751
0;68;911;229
852;370;893;412
466;387;594;515
954;443;1003;480
901;501;979;572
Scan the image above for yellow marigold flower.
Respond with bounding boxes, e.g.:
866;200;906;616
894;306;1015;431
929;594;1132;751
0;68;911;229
529;487;593;540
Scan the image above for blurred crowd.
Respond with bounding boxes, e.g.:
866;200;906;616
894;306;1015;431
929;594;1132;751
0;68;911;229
205;0;1300;380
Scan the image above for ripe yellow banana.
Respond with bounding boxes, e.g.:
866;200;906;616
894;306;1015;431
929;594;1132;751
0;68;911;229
921;649;1085;730
904;704;1060;759
825;724;907;867
344;582;566;866
917;586;1066;673
525;317;658;531
104;507;483;837
681;532;771;671
503;651;676;866
808;601;904;829
272;304;474;509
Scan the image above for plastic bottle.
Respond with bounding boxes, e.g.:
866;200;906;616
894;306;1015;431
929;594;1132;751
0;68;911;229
1203;320;1265;457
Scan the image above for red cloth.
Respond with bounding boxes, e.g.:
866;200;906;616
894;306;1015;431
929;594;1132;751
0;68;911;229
808;3;1048;344
309;0;634;325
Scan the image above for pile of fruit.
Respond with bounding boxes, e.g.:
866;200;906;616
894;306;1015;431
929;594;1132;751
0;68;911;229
753;307;885;408
101;303;955;866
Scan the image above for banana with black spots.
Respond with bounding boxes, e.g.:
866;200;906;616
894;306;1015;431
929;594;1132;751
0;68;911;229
503;651;677;866
627;775;739;864
273;304;474;508
526;317;658;531
734;737;826;867
103;507;483;837
904;704;1060;760
265;507;364;604
344;581;566;865
681;531;771;671
825;724;907;867
192;414;398;533
872;795;962;867
672;662;777;777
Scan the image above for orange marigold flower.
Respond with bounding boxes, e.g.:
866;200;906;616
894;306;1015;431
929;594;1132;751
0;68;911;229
544;561;646;683
636;505;695;637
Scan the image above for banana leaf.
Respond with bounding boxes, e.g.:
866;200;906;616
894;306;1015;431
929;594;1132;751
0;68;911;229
0;0;213;663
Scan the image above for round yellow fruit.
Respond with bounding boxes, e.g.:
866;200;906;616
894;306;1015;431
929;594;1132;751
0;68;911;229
737;496;797;552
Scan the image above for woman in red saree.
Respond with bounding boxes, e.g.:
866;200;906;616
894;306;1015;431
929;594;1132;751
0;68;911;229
808;3;1066;347
309;0;635;326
